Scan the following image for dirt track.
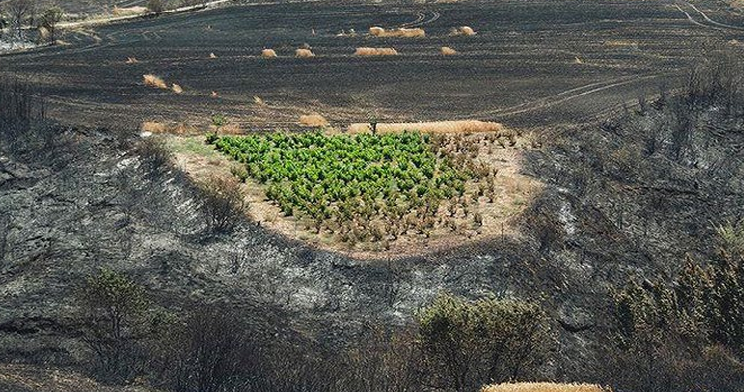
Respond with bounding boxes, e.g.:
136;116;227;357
1;0;743;131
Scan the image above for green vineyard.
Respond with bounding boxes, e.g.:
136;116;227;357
208;131;480;242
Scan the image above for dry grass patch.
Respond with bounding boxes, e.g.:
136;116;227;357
369;26;425;38
143;74;167;89
112;5;147;16
441;46;457;55
261;48;277;58
355;47;398;56
482;383;609;392
347;120;504;134
295;48;315;58
141;121;199;135
299;114;329;127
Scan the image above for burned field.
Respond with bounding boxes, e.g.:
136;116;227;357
2;0;743;131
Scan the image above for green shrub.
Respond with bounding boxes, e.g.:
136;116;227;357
417;293;552;391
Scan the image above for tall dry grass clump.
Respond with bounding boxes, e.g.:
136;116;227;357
143;74;167;89
299;114;329;127
481;383;608;392
369;26;425;38
441;46;457;55
347;120;504;134
295;48;315;58
355;47;398;56
261;49;277;58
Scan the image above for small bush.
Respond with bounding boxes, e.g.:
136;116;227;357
147;0;164;15
198;175;248;233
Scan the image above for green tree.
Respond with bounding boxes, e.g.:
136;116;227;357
417;293;552;391
77;269;151;381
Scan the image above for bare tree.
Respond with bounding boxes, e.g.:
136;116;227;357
6;0;36;41
39;6;63;44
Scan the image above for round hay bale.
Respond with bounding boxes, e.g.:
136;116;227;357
261;48;277;58
459;26;476;36
441;46;457;55
295;48;315;58
369;26;385;36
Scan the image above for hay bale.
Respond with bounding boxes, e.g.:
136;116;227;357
295;48;315;58
354;47;398;56
441;46;457;55
172;84;183;94
369;26;425;38
459;26;476;36
347;120;504;134
369;26;385;36
143;74;167;89
261;48;277;58
395;27;425;38
299;114;329;127
481;383;608;392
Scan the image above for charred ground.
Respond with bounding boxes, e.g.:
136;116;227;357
3;0;744;130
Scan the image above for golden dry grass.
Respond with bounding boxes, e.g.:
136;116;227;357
261;48;277;58
295;48;315;58
141;121;166;133
253;95;265;105
141;121;199;135
369;26;425;38
355;47;399;56
347;120;504;134
481;382;608;392
125;56;139;64
112;5;147;15
299;114;329;127
172;84;183;94
143;74;167;89
441;46;457;55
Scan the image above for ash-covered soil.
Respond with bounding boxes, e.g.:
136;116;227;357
2;0;743;130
